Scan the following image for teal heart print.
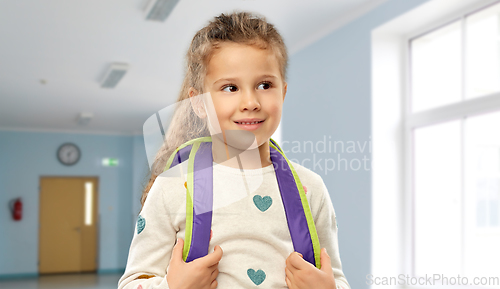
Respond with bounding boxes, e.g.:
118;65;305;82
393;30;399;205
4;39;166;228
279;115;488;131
247;268;266;285
253;195;272;212
137;215;145;234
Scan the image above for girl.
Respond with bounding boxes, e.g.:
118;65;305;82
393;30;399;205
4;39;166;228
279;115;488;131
118;11;350;289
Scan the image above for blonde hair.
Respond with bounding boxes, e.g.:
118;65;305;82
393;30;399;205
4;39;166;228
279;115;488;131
140;10;289;209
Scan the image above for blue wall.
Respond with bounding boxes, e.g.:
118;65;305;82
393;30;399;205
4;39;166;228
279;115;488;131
283;0;431;288
0;130;134;276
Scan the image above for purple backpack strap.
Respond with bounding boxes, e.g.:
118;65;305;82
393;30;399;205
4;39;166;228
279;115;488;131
269;146;317;266
185;141;213;262
168;144;193;169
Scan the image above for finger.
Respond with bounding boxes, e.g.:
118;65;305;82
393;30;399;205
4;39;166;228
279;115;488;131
207;262;219;271
285;255;290;268
171;238;184;263
286;261;299;276
204;245;223;267
289;252;306;270
285;252;296;267
285;266;294;278
210;279;218;289
211;267;219;279
285;276;293;289
320;248;332;273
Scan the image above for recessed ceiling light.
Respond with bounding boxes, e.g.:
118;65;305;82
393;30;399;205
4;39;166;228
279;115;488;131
101;63;129;89
77;112;93;125
144;0;180;22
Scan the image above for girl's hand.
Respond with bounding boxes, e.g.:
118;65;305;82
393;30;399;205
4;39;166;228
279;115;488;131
285;248;336;289
166;238;222;289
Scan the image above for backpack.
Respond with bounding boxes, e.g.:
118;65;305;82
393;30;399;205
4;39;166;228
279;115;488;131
163;136;322;268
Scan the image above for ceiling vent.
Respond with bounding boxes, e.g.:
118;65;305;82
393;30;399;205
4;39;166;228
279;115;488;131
101;63;129;88
144;0;180;22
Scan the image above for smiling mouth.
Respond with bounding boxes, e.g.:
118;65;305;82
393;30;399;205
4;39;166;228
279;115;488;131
234;120;265;125
233;120;265;131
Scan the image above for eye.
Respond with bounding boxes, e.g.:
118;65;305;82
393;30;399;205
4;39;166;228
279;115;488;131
221;81;273;92
222;84;238;93
258;81;273;90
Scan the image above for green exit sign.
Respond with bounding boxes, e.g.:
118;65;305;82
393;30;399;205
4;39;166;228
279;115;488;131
102;158;119;167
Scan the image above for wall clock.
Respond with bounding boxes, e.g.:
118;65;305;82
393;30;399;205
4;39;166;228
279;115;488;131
57;143;81;166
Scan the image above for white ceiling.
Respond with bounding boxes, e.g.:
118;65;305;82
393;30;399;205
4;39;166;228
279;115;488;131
0;0;387;135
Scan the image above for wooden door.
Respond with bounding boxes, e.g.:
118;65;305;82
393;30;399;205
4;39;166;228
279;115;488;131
39;177;98;274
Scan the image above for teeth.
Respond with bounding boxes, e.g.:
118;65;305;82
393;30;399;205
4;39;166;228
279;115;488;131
239;121;261;125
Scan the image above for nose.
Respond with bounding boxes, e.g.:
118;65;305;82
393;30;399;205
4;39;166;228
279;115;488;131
239;90;261;112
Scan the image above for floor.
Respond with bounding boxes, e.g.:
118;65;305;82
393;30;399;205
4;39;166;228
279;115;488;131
0;273;123;289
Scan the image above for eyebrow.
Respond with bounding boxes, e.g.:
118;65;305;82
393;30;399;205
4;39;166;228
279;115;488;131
213;75;278;85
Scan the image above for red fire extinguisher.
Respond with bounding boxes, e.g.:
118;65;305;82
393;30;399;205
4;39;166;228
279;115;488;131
9;198;22;221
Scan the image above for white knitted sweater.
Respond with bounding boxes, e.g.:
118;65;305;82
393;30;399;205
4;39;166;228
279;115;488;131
118;160;351;289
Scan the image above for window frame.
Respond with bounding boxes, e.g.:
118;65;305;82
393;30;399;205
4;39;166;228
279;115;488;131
403;0;500;283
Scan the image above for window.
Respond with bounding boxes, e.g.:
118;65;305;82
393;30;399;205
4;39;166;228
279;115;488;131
408;1;500;281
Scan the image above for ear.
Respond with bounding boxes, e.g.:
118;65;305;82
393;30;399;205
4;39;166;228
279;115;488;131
282;81;287;101
188;87;207;119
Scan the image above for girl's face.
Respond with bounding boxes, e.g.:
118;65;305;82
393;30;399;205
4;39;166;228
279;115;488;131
197;42;287;149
